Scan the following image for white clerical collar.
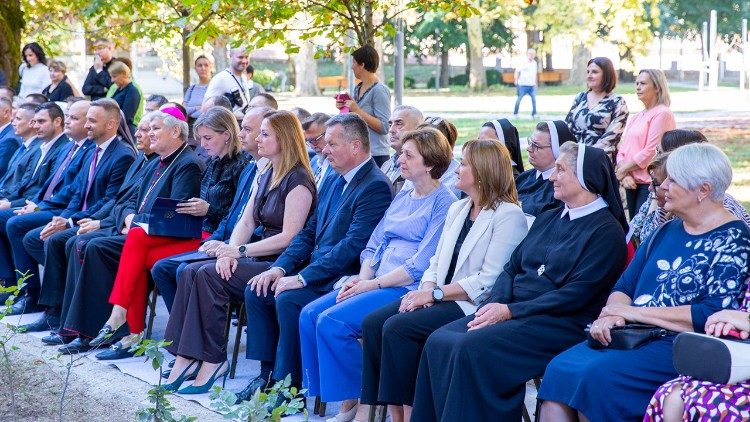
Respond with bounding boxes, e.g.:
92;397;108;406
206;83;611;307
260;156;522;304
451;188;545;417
561;196;608;220
536;167;554;180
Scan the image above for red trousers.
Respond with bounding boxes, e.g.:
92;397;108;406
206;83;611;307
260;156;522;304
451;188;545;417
108;227;209;334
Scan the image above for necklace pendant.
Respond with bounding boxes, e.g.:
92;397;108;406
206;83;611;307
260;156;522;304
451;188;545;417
537;265;545;276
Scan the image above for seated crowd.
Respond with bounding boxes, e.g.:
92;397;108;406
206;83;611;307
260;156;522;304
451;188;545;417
1;43;749;422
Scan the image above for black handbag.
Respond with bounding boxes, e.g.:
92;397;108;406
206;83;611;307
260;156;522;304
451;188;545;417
585;323;676;350
586;224;674;350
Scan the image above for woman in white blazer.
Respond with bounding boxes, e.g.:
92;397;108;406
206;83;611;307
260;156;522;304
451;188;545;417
360;139;528;422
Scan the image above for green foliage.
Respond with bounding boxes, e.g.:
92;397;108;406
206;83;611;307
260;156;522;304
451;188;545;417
131;339;196;422
387;76;415;89
209;374;308;422
439;70;502;87
658;1;750;39
252;69;280;91
408;10;513;59
0;270;31;418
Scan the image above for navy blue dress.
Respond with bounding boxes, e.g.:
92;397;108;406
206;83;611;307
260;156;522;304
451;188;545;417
539;219;750;421
515;168;559;216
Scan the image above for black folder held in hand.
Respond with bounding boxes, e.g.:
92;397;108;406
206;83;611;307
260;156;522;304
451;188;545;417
135;197;202;239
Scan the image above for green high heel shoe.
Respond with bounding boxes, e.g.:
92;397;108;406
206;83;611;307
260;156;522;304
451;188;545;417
162;360;201;392
177;361;229;395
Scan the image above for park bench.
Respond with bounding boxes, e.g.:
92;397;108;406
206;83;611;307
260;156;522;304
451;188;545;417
318;75;348;93
502;70;566;86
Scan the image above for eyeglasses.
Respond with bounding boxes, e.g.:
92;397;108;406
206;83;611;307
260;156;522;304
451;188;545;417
650;179;662;189
527;137;551;152
306;133;325;145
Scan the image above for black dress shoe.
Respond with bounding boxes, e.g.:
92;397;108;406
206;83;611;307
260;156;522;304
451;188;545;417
89;324;127;348
5;294;43;315
234;375;271;404
95;341;136;360
19;312;60;333
58;337;92;354
42;331;74;346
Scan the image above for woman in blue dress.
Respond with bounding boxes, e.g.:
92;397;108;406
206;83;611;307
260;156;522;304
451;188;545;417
299;127;457;422
538;143;750;422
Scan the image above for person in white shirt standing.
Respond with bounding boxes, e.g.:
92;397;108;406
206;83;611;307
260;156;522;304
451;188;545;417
513;48;538;119
203;47;259;119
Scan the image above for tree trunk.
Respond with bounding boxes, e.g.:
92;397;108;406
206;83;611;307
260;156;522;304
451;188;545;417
466;13;486;92
568;43;590;86
294;40;320;96
440;47;450;88
181;30;191;91
211;38;228;73
0;1;24;88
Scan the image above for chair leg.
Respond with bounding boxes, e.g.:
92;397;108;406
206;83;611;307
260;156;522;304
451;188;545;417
313;397;326;417
223;303;234;347
522;406;532;422
378;405;386;422
230;304;245;379
533;377;543;422
145;287;158;340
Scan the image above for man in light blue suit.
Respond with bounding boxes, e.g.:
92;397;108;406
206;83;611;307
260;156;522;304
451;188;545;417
0;98;20;176
235;113;393;404
303;112;333;190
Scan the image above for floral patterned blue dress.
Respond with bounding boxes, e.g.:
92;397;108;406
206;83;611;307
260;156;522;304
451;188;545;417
538;219;750;421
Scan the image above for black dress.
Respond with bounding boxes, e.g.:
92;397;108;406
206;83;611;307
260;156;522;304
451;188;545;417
199;153;247;233
110;82;141;135
410;206;627;422
515;168;559;216
164;164;316;363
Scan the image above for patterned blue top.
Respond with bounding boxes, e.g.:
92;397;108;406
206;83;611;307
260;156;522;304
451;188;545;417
360;184;457;288
613;219;750;332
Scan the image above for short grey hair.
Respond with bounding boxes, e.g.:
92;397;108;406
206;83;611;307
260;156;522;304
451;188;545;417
152;111;188;142
139;111;157;125
666;143;731;201
326;113;370;152
302;112;330;130
392;105;423;125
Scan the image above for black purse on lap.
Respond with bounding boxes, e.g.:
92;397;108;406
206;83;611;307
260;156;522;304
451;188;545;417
585;323;676;350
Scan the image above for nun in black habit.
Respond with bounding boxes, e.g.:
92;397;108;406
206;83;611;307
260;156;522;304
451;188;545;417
410;143;628;422
478;119;525;177
515;120;575;217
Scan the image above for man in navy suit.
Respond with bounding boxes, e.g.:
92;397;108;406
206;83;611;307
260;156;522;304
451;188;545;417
0;103;41;198
0;98;20;176
5;99;135;316
303;112;332;191
151;106;274;312
235;113;393;403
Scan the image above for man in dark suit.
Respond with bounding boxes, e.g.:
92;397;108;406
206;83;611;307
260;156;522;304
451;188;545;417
0;103;41;198
0;98;20;176
150;106;273;311
38;114;158;346
235;113;393;403
82;39;115;101
56;110;203;353
14;99;136;322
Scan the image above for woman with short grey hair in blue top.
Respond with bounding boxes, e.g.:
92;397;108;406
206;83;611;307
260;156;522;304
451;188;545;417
336;45;391;167
299;128;457;422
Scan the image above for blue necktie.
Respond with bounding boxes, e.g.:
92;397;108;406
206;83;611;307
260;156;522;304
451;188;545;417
329;175;346;208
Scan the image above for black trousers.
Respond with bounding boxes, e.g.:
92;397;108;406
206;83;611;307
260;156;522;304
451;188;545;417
411;313;588;422
35;227;79;312
61;231;126;338
360;300;464;406
164;258;271;364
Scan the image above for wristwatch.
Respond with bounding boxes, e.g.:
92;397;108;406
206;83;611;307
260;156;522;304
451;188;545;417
238;245;247;258
432;287;444;303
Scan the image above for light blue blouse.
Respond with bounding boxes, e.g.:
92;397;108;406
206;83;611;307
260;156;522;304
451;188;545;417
360;184;457;288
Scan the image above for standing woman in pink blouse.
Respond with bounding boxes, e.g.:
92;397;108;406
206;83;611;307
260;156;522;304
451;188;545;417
615;69;676;218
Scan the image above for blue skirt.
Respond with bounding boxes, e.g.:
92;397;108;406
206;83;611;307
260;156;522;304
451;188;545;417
538;338;679;422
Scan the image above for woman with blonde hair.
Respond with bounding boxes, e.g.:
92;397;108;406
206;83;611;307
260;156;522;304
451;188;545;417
89;106;248;359
159;110;317;394
616;69;676;218
360;139;528;422
42;60;82;102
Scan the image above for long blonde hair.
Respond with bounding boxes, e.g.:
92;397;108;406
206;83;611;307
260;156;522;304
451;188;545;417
193;106;241;158
264;111;313;188
462;139;519;210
